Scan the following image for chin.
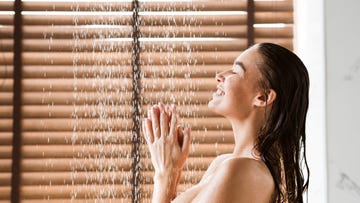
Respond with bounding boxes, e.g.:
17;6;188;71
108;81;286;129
208;99;225;116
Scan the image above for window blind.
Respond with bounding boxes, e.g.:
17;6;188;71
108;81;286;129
0;0;294;202
0;1;16;202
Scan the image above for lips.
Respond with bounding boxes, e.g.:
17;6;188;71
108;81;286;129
213;86;225;97
215;89;225;96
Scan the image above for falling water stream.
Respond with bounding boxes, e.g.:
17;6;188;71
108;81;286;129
71;2;134;201
62;0;230;202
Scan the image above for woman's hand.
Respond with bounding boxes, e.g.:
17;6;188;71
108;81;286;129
143;103;191;177
142;103;191;203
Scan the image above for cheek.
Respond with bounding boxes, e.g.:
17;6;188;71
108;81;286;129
227;83;254;108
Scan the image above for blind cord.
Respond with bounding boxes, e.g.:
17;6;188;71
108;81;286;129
11;0;23;202
131;0;142;202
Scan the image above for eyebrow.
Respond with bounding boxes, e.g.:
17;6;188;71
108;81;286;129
234;61;246;72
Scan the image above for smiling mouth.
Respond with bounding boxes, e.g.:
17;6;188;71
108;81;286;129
214;88;225;96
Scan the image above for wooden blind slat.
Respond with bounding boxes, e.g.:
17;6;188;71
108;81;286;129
0;64;233;79
138;0;247;11
140;51;241;65
0;158;214;172
20;171;133;185
0;159;11;172
0;145;133;159
140;25;247;38
0;65;133;78
0;133;12;145
1;52;133;65
1;158;132;172
1;26;133;39
255;1;293;12
255;26;293;38
0;131;133;146
0;187;11;200
19;185;132;199
0;52;241;65
1;91;213;105
2;25;251;39
0;171;203;185
0;39;248;52
22;2;132;11
1;39;248;52
0;117;230;132
0;173;11;186
2;78;220;92
0;1;13;10
0;143;233;159
1;118;133;132
140;157;214;171
6;15;250;26
255;11;293;24
21;15;132;26
140;14;247;25
0;130;234;146
0;104;222;118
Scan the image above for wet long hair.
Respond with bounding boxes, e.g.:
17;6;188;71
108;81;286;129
255;43;310;203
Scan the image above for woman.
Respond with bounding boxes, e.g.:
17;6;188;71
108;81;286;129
142;43;310;203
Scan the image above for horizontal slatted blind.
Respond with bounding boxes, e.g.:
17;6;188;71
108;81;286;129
2;0;135;202
254;0;293;49
0;0;294;202
0;1;14;201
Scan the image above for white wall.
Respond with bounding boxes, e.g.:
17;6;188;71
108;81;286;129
295;0;327;202
325;0;360;202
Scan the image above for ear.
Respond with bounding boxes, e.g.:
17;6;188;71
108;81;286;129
253;89;276;108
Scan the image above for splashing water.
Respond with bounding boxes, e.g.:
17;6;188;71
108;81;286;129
66;1;233;202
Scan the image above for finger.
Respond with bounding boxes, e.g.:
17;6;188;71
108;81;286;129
151;106;161;139
169;105;178;141
147;109;151;119
142;120;150;144
144;119;154;144
160;105;169;137
182;127;191;155
165;105;172;118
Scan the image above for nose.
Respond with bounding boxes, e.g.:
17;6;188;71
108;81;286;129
215;69;229;82
215;73;224;82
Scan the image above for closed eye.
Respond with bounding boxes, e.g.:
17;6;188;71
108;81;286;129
232;65;243;74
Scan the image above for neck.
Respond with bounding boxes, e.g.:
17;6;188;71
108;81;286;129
228;113;264;159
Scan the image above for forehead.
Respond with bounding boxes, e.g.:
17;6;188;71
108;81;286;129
234;46;260;71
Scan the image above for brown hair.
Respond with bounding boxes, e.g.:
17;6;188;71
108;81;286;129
255;43;310;203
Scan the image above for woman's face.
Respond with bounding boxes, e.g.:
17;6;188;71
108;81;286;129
208;45;263;119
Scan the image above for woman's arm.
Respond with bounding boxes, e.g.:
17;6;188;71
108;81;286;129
152;169;181;202
142;104;191;203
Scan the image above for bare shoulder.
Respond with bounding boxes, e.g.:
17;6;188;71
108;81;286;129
193;157;275;203
223;157;272;176
198;153;232;183
221;157;274;188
